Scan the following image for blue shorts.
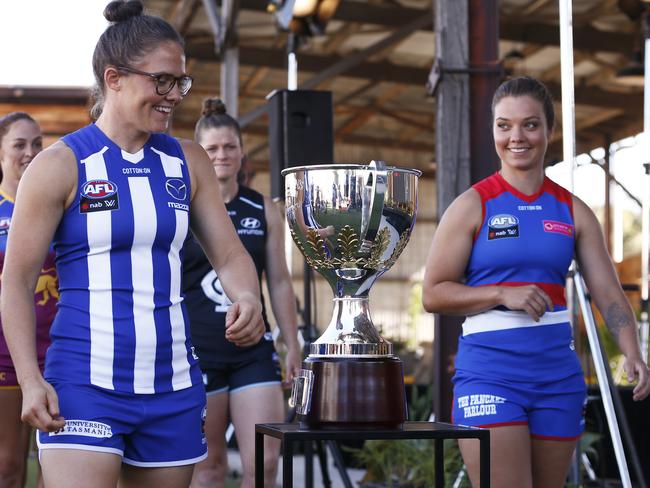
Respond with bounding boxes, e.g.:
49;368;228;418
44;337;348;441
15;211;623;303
452;374;587;440
201;354;281;395
37;381;207;466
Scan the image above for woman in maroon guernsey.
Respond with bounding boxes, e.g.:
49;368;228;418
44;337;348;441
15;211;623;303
0;112;55;487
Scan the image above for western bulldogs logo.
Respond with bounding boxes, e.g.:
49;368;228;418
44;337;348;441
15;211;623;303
165;178;187;201
80;179;119;214
487;214;519;240
240;217;261;229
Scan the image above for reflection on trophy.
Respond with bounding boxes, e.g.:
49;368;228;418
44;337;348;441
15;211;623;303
284;161;421;427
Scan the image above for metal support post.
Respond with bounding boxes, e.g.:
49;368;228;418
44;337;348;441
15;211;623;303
574;272;637;488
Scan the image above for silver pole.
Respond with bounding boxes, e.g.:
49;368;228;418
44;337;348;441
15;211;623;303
558;0;576;192
574;272;633;488
288;52;298;90
558;2;579;483
640;15;650;362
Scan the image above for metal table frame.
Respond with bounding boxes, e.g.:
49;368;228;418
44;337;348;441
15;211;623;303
255;421;490;487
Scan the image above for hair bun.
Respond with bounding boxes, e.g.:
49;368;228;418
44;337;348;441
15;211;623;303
202;98;228;117
104;0;144;23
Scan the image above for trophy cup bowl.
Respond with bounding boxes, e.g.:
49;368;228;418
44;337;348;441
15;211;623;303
284;161;421;428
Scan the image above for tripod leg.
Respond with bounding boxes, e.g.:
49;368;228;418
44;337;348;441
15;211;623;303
315;441;332;488
325;440;354;488
305;440;314;488
575;272;647;488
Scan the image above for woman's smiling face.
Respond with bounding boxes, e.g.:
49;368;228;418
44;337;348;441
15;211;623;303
493;95;552;172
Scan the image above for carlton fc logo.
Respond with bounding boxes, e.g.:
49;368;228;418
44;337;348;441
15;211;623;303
240;217;261;229
165;178;187;201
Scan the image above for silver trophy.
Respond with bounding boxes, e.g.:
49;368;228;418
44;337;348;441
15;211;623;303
284;161;420;427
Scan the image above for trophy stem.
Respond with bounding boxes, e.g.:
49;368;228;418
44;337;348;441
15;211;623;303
310;296;393;357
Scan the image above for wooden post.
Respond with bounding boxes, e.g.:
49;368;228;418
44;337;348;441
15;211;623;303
432;0;470;422
432;0;500;422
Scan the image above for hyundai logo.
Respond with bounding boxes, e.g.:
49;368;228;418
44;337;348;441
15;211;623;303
240;217;261;229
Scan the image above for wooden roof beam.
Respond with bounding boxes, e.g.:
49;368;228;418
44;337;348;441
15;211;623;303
168;0;200;34
237;0;633;53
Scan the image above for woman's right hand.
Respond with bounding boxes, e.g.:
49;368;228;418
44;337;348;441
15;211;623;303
20;375;65;432
499;285;554;321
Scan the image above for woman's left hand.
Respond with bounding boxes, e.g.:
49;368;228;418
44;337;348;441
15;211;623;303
224;297;264;347
282;344;302;389
624;355;650;401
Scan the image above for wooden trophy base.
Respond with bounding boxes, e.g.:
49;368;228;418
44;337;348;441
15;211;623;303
298;356;407;429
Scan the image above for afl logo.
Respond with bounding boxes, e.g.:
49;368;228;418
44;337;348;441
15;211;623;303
488;214;519;228
82;180;117;199
241;217;261;229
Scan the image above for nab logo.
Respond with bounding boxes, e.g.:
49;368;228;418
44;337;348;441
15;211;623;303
488;214;518;228
240;217;261;229
82;180;117;199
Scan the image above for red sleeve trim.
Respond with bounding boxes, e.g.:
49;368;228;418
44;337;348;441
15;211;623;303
542;177;574;213
472;172;504;241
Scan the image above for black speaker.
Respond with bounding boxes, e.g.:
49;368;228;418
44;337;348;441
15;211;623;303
267;89;334;200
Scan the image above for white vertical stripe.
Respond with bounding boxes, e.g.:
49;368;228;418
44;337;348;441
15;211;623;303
169;209;192;390
129;177;158;393
83;147;115;390
152;147;183;177
155;146;192;389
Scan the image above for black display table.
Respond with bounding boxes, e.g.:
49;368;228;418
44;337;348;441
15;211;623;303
255;421;490;487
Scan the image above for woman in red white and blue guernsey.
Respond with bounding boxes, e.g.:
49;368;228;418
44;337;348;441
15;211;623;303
423;76;650;488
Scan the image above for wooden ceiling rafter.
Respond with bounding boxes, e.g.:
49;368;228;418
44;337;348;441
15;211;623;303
168;0;201;34
520;0;554;17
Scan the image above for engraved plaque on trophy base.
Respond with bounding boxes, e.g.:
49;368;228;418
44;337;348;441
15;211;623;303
297;357;407;428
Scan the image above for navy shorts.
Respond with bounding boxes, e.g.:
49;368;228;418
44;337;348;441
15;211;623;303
201;354;282;395
37;381;207;466
452;374;587;440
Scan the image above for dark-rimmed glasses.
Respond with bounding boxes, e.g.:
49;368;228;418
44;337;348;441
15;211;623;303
117;66;193;96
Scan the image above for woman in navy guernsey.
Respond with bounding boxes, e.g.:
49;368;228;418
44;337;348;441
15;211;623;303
0;2;264;487
0;113;55;487
423;76;650;488
184;99;301;488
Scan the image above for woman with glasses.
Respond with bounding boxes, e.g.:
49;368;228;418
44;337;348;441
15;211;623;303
185;98;301;488
0;1;264;487
0;112;53;488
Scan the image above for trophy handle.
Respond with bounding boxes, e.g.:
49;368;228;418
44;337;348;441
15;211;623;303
359;160;387;254
289;368;315;415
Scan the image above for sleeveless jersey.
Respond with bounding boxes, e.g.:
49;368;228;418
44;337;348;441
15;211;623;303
182;186;274;366
46;123;201;394
455;171;582;383
0;189;58;370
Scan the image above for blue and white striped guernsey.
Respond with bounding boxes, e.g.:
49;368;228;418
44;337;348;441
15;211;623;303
45;124;202;394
